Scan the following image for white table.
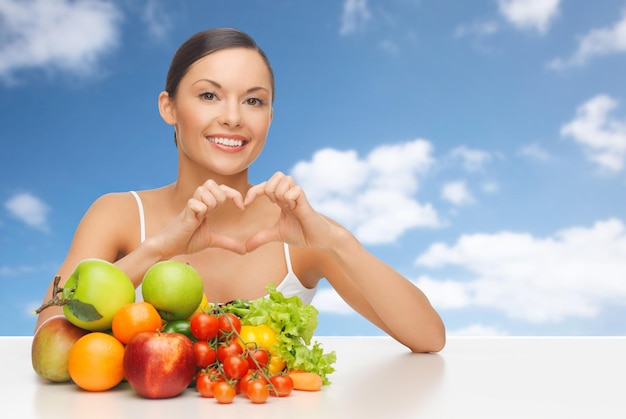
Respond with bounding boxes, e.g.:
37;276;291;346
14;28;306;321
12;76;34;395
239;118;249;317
4;336;626;418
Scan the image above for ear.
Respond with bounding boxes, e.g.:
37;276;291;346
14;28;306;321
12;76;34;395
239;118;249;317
158;91;176;125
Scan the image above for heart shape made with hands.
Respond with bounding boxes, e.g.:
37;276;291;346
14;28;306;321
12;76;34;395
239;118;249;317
194;180;314;256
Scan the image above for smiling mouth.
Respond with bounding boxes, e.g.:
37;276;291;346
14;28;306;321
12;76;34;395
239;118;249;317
207;137;246;147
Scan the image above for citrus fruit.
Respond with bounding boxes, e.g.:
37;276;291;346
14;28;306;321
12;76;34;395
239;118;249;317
112;302;163;344
141;261;204;321
188;293;210;320
68;332;125;391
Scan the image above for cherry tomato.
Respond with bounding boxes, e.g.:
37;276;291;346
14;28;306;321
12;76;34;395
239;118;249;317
193;340;217;369
205;367;225;382
222;354;249;380
218;313;242;339
238;370;259;394
269;374;294;397
246;379;269;404
217;340;244;363
196;371;216;398
190;312;219;340
196;367;224;397
246;348;269;370
213;381;236;404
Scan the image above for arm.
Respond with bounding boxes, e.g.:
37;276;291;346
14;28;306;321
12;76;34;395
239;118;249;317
35;182;247;332
245;172;446;353
317;228;446;353
35;193;138;331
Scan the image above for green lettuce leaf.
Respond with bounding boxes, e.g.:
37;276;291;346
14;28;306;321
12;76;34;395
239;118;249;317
222;284;336;384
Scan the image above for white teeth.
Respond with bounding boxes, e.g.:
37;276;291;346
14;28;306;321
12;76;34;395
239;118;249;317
208;137;244;147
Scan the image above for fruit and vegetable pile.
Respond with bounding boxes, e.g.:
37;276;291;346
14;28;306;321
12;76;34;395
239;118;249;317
32;258;336;404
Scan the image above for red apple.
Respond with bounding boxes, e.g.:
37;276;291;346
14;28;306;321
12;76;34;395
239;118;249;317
123;331;196;399
31;315;89;382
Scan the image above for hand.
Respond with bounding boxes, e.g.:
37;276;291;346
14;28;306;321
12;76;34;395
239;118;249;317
156;180;247;256
243;172;335;252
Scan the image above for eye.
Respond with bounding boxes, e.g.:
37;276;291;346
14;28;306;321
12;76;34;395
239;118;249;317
199;92;217;101
245;97;264;107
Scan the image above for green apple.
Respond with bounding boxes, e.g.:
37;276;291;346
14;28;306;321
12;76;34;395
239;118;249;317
31;315;89;382
141;261;204;321
61;258;136;331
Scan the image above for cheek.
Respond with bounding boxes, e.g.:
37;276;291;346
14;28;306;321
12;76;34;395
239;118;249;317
251;113;272;138
176;102;213;131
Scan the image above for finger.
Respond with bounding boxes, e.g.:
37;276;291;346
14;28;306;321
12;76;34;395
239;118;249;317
196;180;245;210
274;176;298;209
245;227;282;253
244;182;267;206
262;171;287;203
209;233;247;255
282;185;304;210
194;184;219;209
185;198;209;222
220;185;245;209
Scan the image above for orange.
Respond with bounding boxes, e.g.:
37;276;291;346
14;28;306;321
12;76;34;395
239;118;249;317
112;301;163;344
68;332;125;391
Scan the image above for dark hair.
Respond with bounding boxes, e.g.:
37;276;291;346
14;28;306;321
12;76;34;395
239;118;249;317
165;28;275;101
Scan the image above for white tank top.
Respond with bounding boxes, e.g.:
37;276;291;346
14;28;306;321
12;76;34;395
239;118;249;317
130;191;317;305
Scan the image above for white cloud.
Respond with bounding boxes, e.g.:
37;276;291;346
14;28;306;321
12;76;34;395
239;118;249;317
449;146;493;172
378;39;400;54
0;264;38;276
454;21;500;39
447;324;509;337
481;181;500;194
140;0;172;39
560;95;626;172
518;143;551;161
339;0;371;35
291;139;441;244
311;287;354;315
549;10;626;69
441;181;474;206
498;0;560;34
0;0;122;83
4;192;50;231
415;218;626;323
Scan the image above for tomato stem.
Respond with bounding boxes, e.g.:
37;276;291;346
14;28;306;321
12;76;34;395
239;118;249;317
211;303;279;396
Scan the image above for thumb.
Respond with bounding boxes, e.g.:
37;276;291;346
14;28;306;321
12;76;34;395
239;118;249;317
245;227;281;253
209;234;247;255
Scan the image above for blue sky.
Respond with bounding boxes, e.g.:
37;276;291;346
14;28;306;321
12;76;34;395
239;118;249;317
1;0;626;337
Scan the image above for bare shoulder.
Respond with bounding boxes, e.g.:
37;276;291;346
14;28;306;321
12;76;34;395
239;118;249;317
77;191;145;253
90;191;136;207
82;191;142;222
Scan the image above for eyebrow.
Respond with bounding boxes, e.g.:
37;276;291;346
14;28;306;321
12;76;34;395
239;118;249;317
192;78;270;95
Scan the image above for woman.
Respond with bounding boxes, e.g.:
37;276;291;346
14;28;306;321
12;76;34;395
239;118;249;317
35;28;445;353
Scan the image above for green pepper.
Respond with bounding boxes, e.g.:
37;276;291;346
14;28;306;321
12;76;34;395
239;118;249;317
162;320;195;341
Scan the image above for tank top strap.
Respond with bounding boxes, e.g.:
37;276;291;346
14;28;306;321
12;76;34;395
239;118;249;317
130;191;146;243
283;242;294;273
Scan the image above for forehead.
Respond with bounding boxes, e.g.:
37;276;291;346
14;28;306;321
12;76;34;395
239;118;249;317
183;48;272;90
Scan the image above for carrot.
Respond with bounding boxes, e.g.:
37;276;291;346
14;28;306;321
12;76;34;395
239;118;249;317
288;371;323;391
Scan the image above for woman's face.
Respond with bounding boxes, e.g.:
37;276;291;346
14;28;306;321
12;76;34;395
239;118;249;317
160;47;274;177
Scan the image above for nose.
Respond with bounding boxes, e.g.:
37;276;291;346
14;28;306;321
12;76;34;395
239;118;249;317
219;101;242;128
